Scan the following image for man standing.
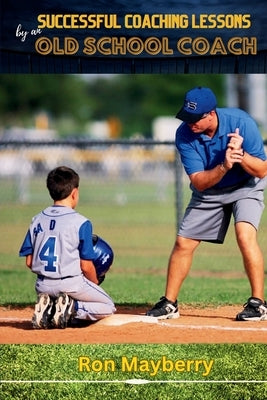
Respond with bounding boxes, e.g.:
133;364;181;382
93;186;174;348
147;86;267;321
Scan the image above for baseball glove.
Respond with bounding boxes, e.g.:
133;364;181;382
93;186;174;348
92;234;114;284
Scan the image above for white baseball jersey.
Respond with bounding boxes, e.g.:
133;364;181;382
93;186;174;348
19;205;95;279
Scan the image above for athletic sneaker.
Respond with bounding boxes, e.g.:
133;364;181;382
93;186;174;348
146;296;179;319
236;297;267;321
51;293;76;329
32;293;54;329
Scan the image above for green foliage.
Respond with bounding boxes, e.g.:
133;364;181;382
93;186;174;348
86;74;224;137
0;74;224;138
0;75;90;127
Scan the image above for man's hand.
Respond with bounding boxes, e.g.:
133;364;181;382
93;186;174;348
227;128;243;150
223;128;244;170
224;146;244;170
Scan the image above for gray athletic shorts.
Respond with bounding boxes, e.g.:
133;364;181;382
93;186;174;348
178;176;267;244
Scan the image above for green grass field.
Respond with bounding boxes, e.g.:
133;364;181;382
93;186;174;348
0;184;266;306
0;182;267;399
0;344;266;400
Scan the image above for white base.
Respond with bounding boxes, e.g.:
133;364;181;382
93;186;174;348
97;314;159;326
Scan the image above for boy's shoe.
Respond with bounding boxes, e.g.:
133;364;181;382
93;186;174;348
32;293;54;329
51;293;76;329
146;296;179;319
236;297;267;321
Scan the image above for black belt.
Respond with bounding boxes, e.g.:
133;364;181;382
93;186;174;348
37;274;73;281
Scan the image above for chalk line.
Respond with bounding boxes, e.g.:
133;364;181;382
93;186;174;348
1;316;267;332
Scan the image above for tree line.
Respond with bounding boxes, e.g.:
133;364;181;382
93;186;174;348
0;74;223;138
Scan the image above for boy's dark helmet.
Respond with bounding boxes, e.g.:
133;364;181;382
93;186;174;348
92;234;114;277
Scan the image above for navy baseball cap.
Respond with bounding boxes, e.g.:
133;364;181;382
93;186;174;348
176;87;217;123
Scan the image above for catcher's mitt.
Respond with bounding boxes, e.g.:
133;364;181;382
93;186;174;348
92;234;114;284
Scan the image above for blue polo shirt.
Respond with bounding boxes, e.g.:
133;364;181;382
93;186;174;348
175;108;266;189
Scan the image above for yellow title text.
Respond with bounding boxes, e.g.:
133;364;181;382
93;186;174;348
37;13;252;30
34;36;257;56
78;355;214;377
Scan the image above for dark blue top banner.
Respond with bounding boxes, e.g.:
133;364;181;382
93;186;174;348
1;0;266;73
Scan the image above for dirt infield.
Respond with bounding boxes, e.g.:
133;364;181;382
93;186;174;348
1;305;267;344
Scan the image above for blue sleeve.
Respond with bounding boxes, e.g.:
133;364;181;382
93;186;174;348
78;220;95;260
176;125;205;175
19;230;33;256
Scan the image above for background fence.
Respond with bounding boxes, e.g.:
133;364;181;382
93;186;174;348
0;139;184;226
0;139;266;304
1;138;266;230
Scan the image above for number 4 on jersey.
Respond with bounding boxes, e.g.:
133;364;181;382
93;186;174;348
39;237;58;272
